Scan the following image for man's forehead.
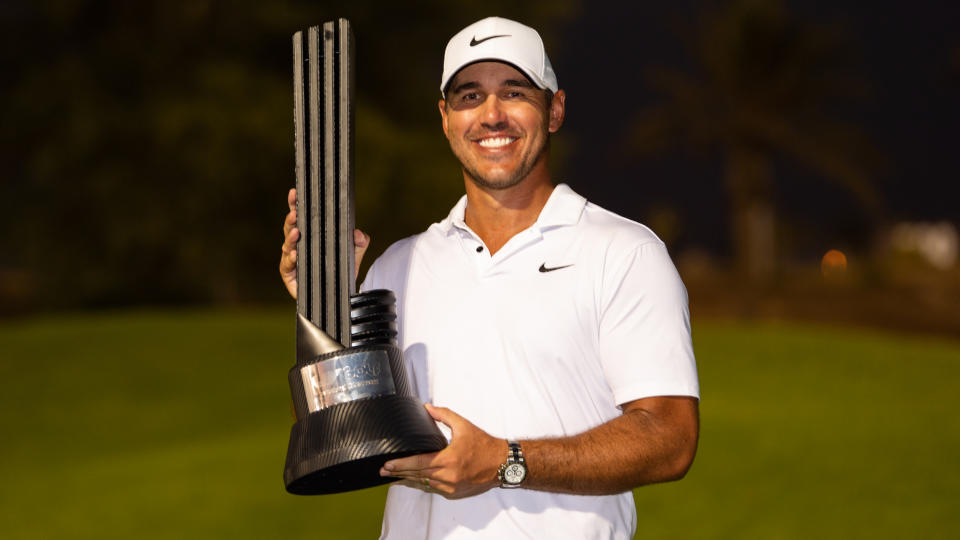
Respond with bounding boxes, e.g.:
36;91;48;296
448;61;535;89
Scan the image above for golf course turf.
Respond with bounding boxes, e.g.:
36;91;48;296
1;309;957;539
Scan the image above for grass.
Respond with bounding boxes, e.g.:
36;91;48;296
634;321;960;539
0;309;957;539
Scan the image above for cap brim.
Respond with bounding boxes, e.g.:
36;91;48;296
441;59;549;98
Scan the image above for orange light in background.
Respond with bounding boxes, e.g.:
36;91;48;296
821;249;848;278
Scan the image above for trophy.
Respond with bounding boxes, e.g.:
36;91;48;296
284;19;447;495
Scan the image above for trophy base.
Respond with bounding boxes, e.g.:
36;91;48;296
284;394;448;495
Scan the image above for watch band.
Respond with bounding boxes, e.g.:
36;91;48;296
498;440;527;488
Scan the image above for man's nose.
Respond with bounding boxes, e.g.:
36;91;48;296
479;95;508;130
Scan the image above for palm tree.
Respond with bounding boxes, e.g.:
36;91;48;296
630;0;882;282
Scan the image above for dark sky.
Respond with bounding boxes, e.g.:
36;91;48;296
555;1;958;255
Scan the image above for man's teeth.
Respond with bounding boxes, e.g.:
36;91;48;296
478;137;516;148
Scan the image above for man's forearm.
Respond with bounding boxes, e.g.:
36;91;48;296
379;396;698;498
520;396;699;495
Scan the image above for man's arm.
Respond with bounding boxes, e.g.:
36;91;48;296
380;395;699;498
523;396;699;494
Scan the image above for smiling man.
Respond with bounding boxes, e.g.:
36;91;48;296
280;16;700;540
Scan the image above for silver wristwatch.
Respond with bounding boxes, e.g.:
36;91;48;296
497;440;527;488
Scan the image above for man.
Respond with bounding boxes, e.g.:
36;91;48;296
279;17;699;539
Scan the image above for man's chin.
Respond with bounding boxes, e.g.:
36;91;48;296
458;144;547;191
466;172;525;191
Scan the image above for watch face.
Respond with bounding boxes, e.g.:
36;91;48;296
504;463;526;484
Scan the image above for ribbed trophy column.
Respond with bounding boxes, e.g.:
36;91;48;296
294;19;354;349
286;19;447;496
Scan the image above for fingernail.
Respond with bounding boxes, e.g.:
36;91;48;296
383;462;394;471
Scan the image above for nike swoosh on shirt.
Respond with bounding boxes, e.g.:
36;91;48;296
539;263;573;273
470;34;510;46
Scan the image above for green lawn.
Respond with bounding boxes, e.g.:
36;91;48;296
1;310;957;539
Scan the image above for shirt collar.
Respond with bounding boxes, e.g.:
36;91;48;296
437;183;586;235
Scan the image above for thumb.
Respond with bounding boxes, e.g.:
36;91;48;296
425;403;458;428
354;229;370;279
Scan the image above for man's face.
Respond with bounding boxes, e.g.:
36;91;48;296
439;61;564;190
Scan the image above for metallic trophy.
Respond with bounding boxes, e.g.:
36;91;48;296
284;19;447;495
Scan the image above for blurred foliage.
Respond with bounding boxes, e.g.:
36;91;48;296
627;0;885;280
0;0;578;310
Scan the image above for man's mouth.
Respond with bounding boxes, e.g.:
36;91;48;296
476;136;517;149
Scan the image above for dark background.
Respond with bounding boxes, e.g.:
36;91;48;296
565;0;958;255
1;0;957;332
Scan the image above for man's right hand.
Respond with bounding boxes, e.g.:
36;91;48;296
280;188;370;300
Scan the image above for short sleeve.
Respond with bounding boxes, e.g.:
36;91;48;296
597;241;700;405
359;236;416;294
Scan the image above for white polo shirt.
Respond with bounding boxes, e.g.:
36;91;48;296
361;184;699;540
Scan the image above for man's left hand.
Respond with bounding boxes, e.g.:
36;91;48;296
380;404;504;499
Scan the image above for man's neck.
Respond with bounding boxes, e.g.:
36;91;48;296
462;168;555;256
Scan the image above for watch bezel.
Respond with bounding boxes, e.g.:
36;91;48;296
503;462;527;485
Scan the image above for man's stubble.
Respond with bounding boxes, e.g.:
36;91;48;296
456;134;550;191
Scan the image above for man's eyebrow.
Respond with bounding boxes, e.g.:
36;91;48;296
450;81;480;94
503;78;535;88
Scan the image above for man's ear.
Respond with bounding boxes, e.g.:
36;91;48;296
438;99;449;137
548;90;566;133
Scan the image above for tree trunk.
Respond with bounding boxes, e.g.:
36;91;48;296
726;145;776;284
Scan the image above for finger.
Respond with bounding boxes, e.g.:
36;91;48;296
283;210;297;237
380;462;442;476
421;476;455;493
280;246;297;268
287;188;297;212
424;477;455;496
397;477;454;494
381;451;440;474
398;479;427;491
279;246;298;300
354;229;370;249
279;247;298;276
282;227;300;253
381;467;443;480
354;229;369;278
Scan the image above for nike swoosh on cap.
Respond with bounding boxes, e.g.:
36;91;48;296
539;263;573;273
470;34;510;46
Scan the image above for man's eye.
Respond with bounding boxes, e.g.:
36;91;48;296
462;92;481;102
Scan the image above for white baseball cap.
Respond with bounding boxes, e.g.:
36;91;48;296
440;17;558;96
